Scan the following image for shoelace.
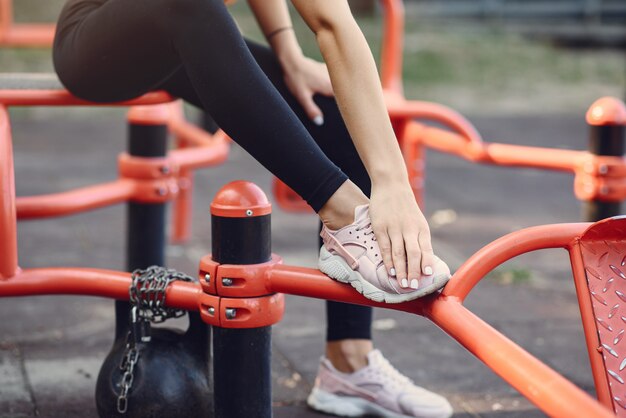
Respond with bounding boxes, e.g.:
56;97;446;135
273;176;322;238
355;220;375;241
374;356;414;389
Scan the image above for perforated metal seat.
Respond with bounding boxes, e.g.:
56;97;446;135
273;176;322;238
578;215;626;416
0;72;64;90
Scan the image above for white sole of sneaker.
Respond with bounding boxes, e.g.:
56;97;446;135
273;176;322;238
318;246;450;304
307;387;453;418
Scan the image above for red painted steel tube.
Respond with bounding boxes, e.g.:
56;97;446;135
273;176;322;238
424;299;613;418
1;26;55;47
380;0;404;93
170;138;229;170
569;241;613;407
0;268;201;311
388;96;483;143
0;90;172;106
15;179;136;219
443;223;589;302
0;105;18;279
266;264;426;316
406;120;588;173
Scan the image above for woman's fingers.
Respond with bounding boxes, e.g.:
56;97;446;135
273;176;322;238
296;88;324;125
389;230;408;288
405;234;422;289
418;229;435;277
376;228;396;282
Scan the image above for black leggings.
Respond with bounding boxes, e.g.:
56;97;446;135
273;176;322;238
53;0;372;341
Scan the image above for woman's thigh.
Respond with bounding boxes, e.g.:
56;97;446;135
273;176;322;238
53;0;214;102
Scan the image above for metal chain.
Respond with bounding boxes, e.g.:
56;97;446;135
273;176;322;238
117;266;195;414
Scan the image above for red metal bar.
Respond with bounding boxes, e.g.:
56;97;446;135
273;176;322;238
379;0;404;93
387;95;483;143
443;223;589;302
15;179;136;219
0;90;173;106
423;299;613;418
406;120;589;172
1;25;55;47
0;104;17;279
0;268;201;311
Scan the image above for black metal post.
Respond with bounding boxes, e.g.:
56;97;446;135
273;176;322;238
211;183;272;418
584;124;625;222
114;122;168;339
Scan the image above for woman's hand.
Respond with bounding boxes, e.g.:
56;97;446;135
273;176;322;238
369;182;434;289
281;56;334;125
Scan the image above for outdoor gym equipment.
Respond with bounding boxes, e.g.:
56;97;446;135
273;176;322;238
2;0;626;416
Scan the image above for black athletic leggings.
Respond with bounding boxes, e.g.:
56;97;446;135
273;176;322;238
53;0;373;341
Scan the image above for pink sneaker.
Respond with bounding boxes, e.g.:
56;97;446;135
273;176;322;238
307;350;453;418
319;205;450;303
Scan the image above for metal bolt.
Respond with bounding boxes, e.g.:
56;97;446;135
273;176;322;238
600;185;609;195
208;307;215;315
246;209;253;217
599;165;609;175
204;273;210;284
225;308;237;320
160;166;170;175
156;187;167;196
222;278;233;286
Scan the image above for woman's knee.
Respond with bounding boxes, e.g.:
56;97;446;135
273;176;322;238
159;0;224;23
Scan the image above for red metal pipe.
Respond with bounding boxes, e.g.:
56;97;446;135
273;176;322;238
424;299;613;418
380;0;405;93
407;120;588;173
16;179;136;219
0;105;18;279
0;268;201;311
170;138;229;170
266;264;426;316
388;97;483;143
1;26;55;47
0;90;172;106
443;223;589;301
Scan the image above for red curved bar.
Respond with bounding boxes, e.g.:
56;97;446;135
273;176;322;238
0;268;201;311
0;90;173;106
406;120;588;173
16;179;136;219
424;299;613;418
387;95;483;143
443;223;589;301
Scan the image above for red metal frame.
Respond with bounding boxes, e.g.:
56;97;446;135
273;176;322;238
2;1;625;415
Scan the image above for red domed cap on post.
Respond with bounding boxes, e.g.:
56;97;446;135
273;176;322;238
211;180;271;218
586;97;626;126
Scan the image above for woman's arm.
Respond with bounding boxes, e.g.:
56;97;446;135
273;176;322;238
247;0;333;124
291;0;435;283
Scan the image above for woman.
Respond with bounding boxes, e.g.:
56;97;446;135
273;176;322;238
53;0;453;416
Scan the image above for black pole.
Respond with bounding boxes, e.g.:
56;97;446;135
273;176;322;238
211;183;272;418
113;122;168;339
584;124;625;222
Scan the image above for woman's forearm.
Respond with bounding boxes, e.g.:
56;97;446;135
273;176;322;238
291;0;408;185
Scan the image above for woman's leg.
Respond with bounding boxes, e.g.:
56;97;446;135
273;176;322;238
53;0;351;213
154;38;376;372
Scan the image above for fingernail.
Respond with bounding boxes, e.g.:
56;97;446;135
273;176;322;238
390;267;396;276
313;115;324;126
424;266;433;276
401;278;408;288
410;279;419;289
